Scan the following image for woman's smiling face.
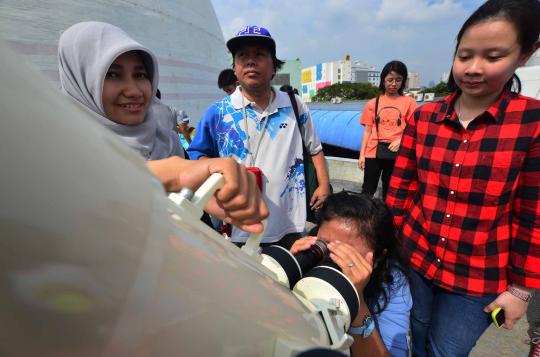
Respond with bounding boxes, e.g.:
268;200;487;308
102;51;152;125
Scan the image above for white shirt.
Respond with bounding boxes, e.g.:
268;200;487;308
188;87;322;242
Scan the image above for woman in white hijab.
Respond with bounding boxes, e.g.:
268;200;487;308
59;21;179;159
58;21;267;232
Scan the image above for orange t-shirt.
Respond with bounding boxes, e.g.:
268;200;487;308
360;95;417;158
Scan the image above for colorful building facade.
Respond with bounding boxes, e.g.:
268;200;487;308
301;57;379;102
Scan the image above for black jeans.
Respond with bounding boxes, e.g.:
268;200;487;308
361;157;396;199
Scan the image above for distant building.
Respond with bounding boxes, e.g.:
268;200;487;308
301;63;332;101
272;58;302;93
351;59;380;87
301;55;379;101
406;72;420;90
441;71;450;83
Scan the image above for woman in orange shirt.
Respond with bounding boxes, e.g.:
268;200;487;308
358;61;417;199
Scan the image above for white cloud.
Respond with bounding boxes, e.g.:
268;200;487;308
211;0;478;85
376;0;464;24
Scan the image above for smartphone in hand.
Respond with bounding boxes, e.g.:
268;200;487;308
491;307;505;328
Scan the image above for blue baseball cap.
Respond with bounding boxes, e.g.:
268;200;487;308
226;25;276;56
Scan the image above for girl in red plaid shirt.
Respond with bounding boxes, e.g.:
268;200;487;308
386;0;540;355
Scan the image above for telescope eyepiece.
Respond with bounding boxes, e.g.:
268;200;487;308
294;239;329;275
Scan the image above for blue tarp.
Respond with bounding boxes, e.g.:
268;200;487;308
309;103;365;152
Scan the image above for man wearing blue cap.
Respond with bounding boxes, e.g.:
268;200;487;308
188;25;330;247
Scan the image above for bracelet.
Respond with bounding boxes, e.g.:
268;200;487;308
507;285;533;302
349;314;375;338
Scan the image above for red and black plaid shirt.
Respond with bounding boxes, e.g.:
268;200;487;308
386;90;540;296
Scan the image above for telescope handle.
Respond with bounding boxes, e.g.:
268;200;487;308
168;173;224;220
191;173;225;210
241;221;266;257
169;173;267;255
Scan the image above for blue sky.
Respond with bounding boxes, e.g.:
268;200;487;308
211;0;485;86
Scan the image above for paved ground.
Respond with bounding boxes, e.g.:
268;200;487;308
329;178;540;356
331;178;363;194
471;294;540;357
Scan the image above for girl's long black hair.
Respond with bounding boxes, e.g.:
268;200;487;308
378;60;408;96
316;191;409;314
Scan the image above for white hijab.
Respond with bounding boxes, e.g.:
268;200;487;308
58;21;181;160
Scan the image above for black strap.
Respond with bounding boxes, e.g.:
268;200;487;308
288;91;332;201
287;91;308;152
288;91;300;127
374;95;381;142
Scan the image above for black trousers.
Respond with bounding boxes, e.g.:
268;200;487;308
361;157;396;200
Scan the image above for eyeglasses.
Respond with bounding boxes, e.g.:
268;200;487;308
385;78;403;84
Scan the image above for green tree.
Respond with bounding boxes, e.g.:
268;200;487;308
312;83;379;102
421;82;451;97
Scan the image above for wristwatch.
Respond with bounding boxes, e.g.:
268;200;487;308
507;285;533;302
349;314;375;338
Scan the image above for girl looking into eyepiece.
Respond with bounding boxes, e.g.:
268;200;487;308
291;192;411;357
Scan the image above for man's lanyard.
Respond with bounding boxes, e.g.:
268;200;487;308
241;90;274;166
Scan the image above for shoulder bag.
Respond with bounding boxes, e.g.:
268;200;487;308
287;91;321;223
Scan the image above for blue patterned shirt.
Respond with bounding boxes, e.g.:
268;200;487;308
188;87;322;242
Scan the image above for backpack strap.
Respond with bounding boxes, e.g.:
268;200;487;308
287;91;307;150
287;90;301;128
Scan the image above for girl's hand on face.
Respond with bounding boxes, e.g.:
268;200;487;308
328;241;374;293
388;139;401;152
290;236;318;255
